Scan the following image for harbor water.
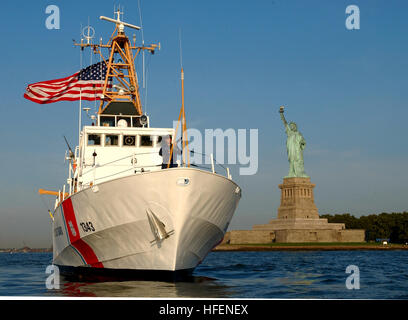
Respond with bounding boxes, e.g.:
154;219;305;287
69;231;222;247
0;251;407;299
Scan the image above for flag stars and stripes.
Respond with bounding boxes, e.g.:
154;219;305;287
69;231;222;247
23;62;111;104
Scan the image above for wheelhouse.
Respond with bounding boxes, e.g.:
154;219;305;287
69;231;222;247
75;101;175;189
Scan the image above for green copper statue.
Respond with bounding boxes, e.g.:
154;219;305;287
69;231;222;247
279;106;308;178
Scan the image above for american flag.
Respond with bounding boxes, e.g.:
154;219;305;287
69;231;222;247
23;62;111;104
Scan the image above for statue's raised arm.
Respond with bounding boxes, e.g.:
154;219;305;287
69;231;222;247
279;106;289;131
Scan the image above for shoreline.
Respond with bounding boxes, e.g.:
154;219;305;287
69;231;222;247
2;243;408;254
213;243;408;251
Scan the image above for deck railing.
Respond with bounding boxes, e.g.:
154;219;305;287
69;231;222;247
61;149;232;200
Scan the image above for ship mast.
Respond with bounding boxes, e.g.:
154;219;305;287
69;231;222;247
74;9;159;116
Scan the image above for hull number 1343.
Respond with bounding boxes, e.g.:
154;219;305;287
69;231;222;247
80;221;95;233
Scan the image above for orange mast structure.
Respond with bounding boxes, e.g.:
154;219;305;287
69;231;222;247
74;9;159;116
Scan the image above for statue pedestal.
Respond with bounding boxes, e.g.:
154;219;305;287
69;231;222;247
254;177;345;233
249;177;365;243
276;177;319;220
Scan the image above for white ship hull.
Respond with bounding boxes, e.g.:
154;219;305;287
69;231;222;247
52;167;241;279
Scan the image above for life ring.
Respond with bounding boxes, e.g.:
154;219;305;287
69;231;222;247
125;136;135;146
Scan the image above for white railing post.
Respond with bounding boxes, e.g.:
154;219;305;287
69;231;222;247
210;153;215;174
93;165;96;186
227;167;231;180
132;152;137;168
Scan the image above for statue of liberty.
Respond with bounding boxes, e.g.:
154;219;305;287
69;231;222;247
279;106;308;178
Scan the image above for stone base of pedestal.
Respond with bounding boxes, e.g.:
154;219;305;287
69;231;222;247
221;228;366;244
253;218;345;231
272;228;365;243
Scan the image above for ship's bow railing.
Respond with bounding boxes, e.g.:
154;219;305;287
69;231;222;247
186;151;232;180
78;149;232;190
48;148;232;211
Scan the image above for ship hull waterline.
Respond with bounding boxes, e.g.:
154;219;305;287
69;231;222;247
52;167;241;281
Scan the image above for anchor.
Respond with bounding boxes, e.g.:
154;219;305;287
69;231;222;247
146;208;174;244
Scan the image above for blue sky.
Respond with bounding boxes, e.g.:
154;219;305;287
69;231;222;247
0;0;407;248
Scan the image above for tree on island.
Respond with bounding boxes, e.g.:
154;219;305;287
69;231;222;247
320;212;408;243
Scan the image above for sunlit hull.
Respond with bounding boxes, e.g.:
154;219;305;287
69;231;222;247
52;168;241;278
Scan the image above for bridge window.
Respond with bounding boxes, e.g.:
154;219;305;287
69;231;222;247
87;134;101;146
140;135;153;147
123;135;137;147
105;134;119;146
100;116;115;127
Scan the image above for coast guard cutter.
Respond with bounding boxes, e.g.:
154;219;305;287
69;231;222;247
30;11;241;279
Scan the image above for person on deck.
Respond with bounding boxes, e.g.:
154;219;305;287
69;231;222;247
159;135;180;169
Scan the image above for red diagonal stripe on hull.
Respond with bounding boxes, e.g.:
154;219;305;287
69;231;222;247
62;198;104;268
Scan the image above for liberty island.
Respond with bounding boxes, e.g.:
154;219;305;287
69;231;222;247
223;106;365;244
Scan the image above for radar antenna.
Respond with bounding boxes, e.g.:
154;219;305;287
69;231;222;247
100;9;141;32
